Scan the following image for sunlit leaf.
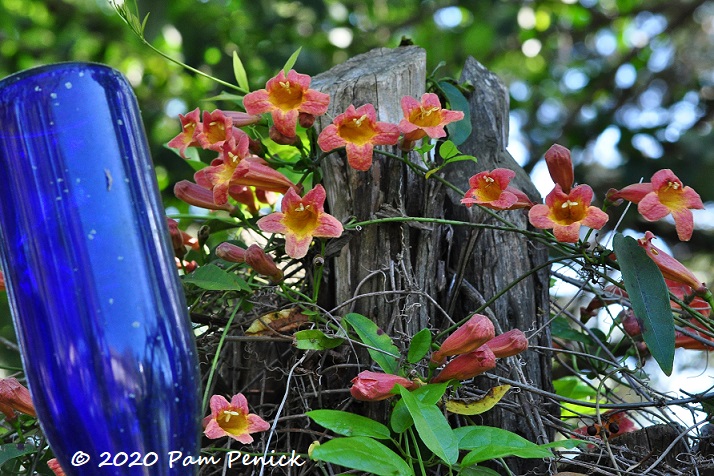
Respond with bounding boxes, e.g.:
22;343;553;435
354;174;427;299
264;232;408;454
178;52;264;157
183;264;250;292
613;233;674;376
203;92;245;103
246;308;310;335
232;51;250;93
458;467;501;476
456;426;552;466
307;410;391;439
391;383;448;433
407;328;432;363
343;313;399;374
439;139;460;159
294;329;343;350
553;376;604;417
398;386;459;465
311;437;413;476
283;47;303;75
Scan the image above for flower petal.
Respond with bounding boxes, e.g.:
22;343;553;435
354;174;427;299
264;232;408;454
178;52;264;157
638;193;671;221
317;125;346;152
285;233;314;259
246;413;271;433
204;419;228;439
257;213;288;234
371;123;400;145
208;395;232;414
553;222;581;243
346;143;375;171
271;109;300;138
528;204;555;229
301;184;327;211
671;207;695;241
314;214;344;238
581;206;609;230
243;90;272;115
300;89;330;116
229;393;250;414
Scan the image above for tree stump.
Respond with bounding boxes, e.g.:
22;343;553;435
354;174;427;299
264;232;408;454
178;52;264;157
312;47;553;474
558;424;690;473
442;58;555;474
311;46;440;340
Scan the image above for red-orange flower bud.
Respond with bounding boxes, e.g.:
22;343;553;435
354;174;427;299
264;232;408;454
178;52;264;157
245;244;283;283
167;217;198;259
216;242;247;263
174;180;236;213
298;112;316;129
350;371;417;401
269;126;298;145
484;329;529;358
431;347;497;383
47;459;67;476
620;309;642;337
545;144;574;193
222;110;262;127
431;313;495;364
637;231;707;294
0;377;36;420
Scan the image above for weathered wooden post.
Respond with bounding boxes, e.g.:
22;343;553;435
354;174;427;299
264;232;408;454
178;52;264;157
312;46;442;339
312;47;553;474
443;57;555;474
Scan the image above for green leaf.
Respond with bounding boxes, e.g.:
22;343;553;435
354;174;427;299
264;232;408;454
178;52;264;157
232;51;250;92
443;154;478;165
437;81;472;145
425;166;442;180
436;140;476;167
183;264;250;292
551;316;592;344
539;439;585;451
553;376;604;417
139;11;151;35
343;313;399;374
307;410;391;439
311;437;414;476
439;139;460;160
458;466;501;476
282;47;303;75
613;233;675;375
294;329;344;350
0;443;36;466
415;142;436;155
203;92;245;103
407;328;432;363
398;386;459;465
391;383;448;433
455;426;553;467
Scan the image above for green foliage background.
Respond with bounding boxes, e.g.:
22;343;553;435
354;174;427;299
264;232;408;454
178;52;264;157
1;0;712;249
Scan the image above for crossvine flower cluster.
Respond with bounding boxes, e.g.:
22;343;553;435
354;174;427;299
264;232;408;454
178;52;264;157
165;65;711;455
168;68;465;264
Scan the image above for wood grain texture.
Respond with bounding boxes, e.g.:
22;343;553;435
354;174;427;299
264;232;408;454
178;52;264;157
312;46;440;337
312;49;554;472
442;57;555;474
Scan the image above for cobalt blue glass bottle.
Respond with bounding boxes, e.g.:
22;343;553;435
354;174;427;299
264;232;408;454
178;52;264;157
0;63;201;475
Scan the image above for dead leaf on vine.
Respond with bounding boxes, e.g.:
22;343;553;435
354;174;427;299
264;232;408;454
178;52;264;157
444;384;511;415
245;308;310;335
